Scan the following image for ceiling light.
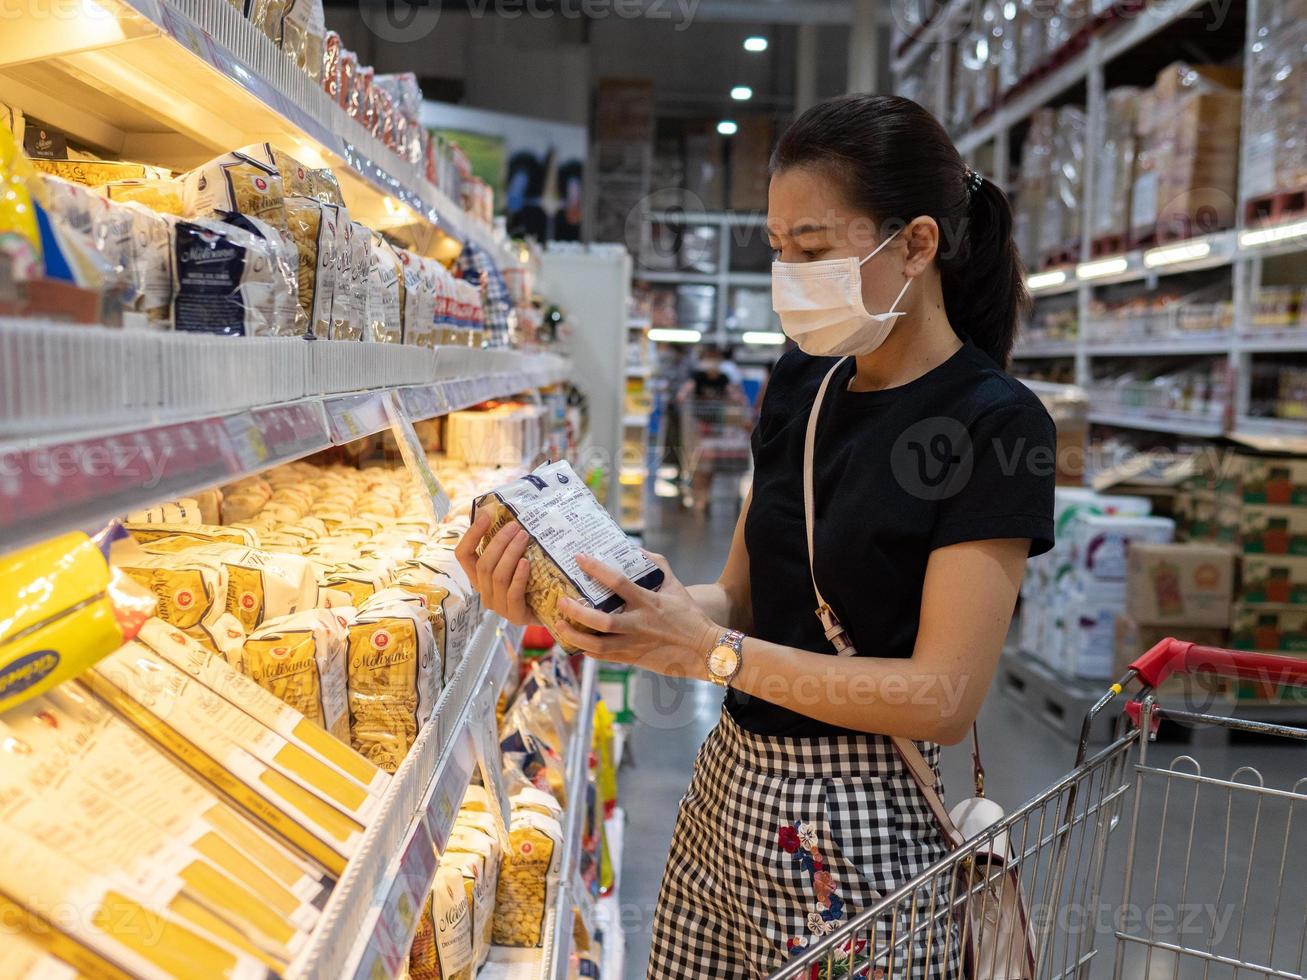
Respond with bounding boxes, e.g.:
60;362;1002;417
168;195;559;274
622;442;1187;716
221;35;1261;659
1026;269;1067;291
741;331;786;345
730;86;753;101
1143;240;1211;267
743;36;768;52
1240;220;1307;248
648;328;702;343
1076;256;1129;280
717;120;738;136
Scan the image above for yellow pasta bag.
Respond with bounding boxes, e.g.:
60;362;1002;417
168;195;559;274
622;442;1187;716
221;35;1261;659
117;553;228;631
493;810;563;947
243;609;350;741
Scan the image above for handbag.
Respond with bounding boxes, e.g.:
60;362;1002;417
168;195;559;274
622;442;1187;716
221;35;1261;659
801;357;1037;980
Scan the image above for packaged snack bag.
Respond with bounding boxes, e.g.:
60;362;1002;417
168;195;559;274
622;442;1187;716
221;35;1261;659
473;460;662;652
169;217;279;336
344;595;438;771
137;617;386;794
118;552;229;631
492;810;563;946
0;533;124;714
243;609;350;740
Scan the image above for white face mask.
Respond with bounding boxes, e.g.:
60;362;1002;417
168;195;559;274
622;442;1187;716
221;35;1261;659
771;231;912;357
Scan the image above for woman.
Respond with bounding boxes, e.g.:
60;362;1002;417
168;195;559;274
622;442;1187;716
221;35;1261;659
676;347;750;514
458;95;1055;978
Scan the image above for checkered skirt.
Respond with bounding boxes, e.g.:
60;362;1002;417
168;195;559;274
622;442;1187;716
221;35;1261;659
646;710;960;979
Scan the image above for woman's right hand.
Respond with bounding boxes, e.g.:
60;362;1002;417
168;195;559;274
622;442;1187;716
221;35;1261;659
455;510;541;627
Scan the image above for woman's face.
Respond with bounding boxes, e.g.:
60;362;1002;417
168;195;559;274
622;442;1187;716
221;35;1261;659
767;165;911;319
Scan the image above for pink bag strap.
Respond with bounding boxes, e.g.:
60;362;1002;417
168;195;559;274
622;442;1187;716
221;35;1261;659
803;359;980;848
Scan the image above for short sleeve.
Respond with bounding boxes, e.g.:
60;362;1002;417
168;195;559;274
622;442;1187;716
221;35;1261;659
929;403;1056;556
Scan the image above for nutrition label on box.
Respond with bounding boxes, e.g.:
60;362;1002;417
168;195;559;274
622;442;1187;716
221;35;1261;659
490;460;658;608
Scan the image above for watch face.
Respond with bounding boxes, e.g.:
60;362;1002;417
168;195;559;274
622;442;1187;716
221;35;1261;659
707;644;739;679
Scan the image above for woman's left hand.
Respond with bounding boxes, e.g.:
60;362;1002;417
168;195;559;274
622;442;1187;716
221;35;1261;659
555;552;720;680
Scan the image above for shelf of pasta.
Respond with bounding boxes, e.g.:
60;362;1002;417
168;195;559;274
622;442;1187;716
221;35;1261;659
0;334;567;556
0;442;511;975
0;0;512;266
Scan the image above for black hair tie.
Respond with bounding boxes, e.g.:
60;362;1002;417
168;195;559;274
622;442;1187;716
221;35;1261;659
964;167;984;202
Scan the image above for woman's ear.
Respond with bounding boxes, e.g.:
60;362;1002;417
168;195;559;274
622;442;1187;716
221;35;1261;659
902;216;939;275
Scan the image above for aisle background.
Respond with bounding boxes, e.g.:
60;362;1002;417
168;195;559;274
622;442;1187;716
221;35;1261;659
617;496;1307;979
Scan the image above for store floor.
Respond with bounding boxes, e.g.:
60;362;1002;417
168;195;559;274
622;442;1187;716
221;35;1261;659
617;495;1307;979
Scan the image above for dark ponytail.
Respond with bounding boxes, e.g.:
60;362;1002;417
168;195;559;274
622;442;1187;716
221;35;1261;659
770;94;1030;367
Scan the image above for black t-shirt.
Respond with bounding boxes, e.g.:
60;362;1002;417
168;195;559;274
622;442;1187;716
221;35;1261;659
734;340;1056;738
690;370;731;399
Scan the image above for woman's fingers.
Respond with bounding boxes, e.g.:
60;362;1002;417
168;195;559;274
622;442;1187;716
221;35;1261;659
492;530;530;595
575;555;643;605
558;598;623;634
454;510;490;582
554;620;628;660
475;522;520;596
506;557;532;623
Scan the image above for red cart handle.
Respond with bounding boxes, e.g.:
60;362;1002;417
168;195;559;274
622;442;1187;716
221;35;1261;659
1130;637;1307;689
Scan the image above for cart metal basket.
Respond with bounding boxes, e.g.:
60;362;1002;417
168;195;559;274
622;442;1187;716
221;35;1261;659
679;399;752;473
769;639;1307;980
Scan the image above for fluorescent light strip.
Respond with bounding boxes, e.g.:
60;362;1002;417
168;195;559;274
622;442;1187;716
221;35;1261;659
717;120;738;136
1026;269;1067;290
741;331;786;345
743;36;768;51
1143;240;1211;268
648;328;702;343
1076;256;1130;280
1240;220;1307;248
730;86;753;101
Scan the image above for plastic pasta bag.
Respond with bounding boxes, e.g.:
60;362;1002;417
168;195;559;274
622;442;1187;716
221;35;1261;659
368;232;403;342
170;216;277;336
284;195;336;336
243;608;350;740
220;211;300;336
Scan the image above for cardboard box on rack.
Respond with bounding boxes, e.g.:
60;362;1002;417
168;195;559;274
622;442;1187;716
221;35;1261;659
1113;615;1229;697
1231;604;1307;653
1234;503;1307;555
1238;554;1307;606
1228;455;1307;505
1126;543;1235;628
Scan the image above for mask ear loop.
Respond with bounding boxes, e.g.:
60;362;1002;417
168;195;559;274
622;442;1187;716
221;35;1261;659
857;228;901;266
886;275;912;315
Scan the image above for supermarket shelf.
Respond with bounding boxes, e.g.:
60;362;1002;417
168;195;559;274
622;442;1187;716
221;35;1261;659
0;325;567;556
891;0;969;74
636;270;772;288
623;413;651;427
294;615;522;979
1087;406;1226;437
481;657;599;980
625;364;654;378
543;656;600;979
1230;415;1307;441
596;808;627;980
645;210;767;227
0;0;517;268
1012;340;1078;358
1083;331;1233;356
1237;329;1307;353
628;317;653;331
955;0;1214;155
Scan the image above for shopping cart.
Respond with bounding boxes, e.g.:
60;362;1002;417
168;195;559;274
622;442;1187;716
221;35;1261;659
768;639;1307;980
678;398;752;511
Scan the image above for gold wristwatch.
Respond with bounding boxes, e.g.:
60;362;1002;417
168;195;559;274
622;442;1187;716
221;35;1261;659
706;629;745;687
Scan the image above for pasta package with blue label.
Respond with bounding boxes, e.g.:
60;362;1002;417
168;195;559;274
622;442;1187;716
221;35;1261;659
473;461;663;652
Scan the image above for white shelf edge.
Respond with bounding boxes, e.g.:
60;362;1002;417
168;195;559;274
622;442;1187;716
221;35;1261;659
1086;407;1226;437
291;614;521;978
1012;342;1078;358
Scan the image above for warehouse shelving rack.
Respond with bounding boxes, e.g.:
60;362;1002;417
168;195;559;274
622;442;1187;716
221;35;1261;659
895;0;1307;444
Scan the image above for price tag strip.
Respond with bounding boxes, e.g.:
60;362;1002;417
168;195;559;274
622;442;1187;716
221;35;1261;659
422;725;475;853
469;688;511;845
349;816;439;980
385;392;451;523
325;391;392;444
